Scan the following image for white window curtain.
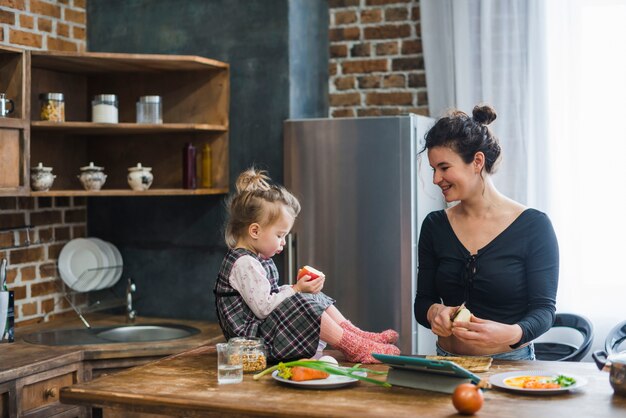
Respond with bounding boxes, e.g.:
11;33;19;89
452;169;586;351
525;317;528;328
421;0;626;358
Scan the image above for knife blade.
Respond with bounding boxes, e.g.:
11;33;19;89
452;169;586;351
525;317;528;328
1;258;7;290
451;302;466;321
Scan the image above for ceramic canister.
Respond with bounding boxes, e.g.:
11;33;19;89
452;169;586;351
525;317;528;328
127;163;154;191
30;162;56;191
78;162;107;191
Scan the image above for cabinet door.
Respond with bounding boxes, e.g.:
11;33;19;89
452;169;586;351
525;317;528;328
0;380;15;418
0;128;22;192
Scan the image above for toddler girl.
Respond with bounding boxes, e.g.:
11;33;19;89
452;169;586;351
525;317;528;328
214;168;400;363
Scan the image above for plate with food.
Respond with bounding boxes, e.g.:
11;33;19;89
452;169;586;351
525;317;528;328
489;370;587;395
271;368;366;389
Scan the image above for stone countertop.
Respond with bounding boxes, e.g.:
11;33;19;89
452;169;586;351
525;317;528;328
0;314;225;383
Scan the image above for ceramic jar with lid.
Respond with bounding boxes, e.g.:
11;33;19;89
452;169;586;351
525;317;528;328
30;162;56;191
127;163;154;191
228;337;267;373
78;162;107;191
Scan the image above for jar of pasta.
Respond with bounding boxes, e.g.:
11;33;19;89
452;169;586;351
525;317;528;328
228;337;267;373
39;93;65;122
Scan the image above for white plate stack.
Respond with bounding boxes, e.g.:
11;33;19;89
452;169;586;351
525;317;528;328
58;238;124;292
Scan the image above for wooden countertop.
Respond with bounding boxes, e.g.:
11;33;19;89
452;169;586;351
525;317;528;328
1;315;225;383
60;345;626;418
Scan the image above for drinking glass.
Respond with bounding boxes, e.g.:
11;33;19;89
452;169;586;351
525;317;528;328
216;342;243;384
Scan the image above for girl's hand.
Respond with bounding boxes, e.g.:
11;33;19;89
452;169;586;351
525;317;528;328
293;274;325;294
427;303;458;337
451;316;523;348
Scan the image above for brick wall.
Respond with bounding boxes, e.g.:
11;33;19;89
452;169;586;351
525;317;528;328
328;0;428;117
0;0;88;327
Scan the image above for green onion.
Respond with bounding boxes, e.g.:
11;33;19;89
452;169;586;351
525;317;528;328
253;359;391;387
553;374;576;387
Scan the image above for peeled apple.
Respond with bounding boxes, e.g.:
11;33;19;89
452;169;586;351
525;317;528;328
452;383;484;415
453;307;472;323
297;265;323;281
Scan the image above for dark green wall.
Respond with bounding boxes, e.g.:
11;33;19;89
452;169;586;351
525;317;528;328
86;0;328;320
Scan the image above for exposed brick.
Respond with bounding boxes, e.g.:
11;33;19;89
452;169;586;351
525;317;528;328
357;108;383;116
329;26;360;42
65;208;86;223
58;0;69;4
19;14;34;29
401;39;422;55
31;0;61;18
0;232;13;248
72;225;86;238
335;10;357;25
38;227;53;243
0;9;15;25
351;42;370;57
331;108;356;118
11;285;26;300
330;44;348;58
329;0;360;7
417;90;428;105
366;0;410;4
47;243;64;260
406;106;429;116
31;280;57;297
329;62;338;76
21;301;38;317
74;0;86;8
342;59;387;74
17;197;35;209
31;210;62;226
385;7;409;22
39;262;57;278
334;76;356;90
0;0;25;10
375;41;398;56
10;246;44;264
382;108;402;115
408;72;426;88
55;197;70;207
364;24;411;40
361;9;382;24
411;6;420;21
57;22;69;37
38;197;53;208
54;226;71;241
0;30;4;41
38;17;53;32
366;92;413;106
383;74;405;88
415;22;421;38
5;268;17;285
42;297;56;313
47;36;79;52
15;317;41;327
329;92;361;107
392;56;424;71
0;197;17;210
358;75;381;89
73;25;86;40
20;265;37;281
0;213;26;229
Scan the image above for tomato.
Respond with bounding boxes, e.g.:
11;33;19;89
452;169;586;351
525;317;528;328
452;383;484;415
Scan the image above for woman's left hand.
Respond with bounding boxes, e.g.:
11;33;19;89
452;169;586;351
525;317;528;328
451;316;522;348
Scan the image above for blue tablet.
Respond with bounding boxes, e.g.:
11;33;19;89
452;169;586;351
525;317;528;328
372;353;481;384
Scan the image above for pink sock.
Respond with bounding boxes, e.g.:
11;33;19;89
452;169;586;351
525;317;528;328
340;321;399;344
335;330;400;364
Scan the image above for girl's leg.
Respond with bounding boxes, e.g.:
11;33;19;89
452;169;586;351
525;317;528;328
325;305;399;344
319;312;400;363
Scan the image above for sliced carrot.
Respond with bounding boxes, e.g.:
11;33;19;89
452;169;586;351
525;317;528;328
289;366;330;382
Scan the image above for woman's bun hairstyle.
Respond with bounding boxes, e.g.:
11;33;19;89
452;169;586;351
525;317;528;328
472;104;497;125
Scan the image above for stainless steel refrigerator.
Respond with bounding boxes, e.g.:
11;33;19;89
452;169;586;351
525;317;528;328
284;115;445;354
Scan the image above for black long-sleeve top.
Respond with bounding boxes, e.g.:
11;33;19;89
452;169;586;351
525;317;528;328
414;209;559;348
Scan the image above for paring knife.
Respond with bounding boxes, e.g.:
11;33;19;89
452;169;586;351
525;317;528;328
451;302;466;321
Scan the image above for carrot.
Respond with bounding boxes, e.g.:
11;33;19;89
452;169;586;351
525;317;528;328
289;366;330;382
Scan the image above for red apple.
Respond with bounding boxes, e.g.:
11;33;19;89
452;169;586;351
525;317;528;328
297;265;323;281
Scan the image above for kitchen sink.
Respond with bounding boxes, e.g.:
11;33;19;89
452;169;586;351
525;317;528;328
22;323;200;346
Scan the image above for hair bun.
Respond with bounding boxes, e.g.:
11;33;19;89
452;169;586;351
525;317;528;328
235;168;271;193
472;104;497;125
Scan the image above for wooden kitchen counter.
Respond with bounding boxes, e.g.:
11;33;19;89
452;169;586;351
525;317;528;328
60;345;626;418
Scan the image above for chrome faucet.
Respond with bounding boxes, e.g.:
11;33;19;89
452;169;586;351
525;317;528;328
126;278;137;323
1;258;7;290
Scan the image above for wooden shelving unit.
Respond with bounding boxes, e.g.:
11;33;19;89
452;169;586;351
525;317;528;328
0;47;230;196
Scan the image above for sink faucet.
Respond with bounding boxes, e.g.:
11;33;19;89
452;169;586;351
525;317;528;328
126;278;137;323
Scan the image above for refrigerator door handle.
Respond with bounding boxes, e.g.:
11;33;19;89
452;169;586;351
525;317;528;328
286;233;297;285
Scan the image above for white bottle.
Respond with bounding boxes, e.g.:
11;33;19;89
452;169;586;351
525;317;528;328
92;94;118;123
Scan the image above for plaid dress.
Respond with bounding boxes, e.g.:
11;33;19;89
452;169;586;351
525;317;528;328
214;248;335;362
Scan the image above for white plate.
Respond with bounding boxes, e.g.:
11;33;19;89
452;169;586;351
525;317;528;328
489;370;588;395
88;238;116;290
58;238;104;292
105;241;123;288
271;369;365;389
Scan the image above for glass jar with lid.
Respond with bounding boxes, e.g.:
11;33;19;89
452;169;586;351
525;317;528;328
136;95;162;124
92;94;118;123
39;93;65;122
228;337;267;373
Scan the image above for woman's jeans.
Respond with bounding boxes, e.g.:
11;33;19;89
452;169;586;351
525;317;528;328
436;342;536;360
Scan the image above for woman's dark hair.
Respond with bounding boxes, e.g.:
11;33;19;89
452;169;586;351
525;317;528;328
421;104;502;174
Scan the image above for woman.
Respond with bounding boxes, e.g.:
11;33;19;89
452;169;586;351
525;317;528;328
414;104;559;360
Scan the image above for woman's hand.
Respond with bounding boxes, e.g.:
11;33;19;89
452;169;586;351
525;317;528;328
293;274;325;294
451;316;523;348
427;303;459;337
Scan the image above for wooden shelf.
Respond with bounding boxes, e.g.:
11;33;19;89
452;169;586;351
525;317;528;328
31;188;229;197
0;118;27;129
31;121;228;135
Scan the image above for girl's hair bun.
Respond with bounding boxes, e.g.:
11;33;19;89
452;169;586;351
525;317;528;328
472;104;497;125
235;168;271;193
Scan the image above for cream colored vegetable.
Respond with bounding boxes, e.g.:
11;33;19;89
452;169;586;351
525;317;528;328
453;307;472;323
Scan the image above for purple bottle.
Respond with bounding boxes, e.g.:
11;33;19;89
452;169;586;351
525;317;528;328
183;143;197;189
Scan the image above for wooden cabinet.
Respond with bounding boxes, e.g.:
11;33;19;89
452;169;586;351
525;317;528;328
0;47;230;197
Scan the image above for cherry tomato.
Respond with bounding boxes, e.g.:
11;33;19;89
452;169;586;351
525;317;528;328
452;383;484;415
